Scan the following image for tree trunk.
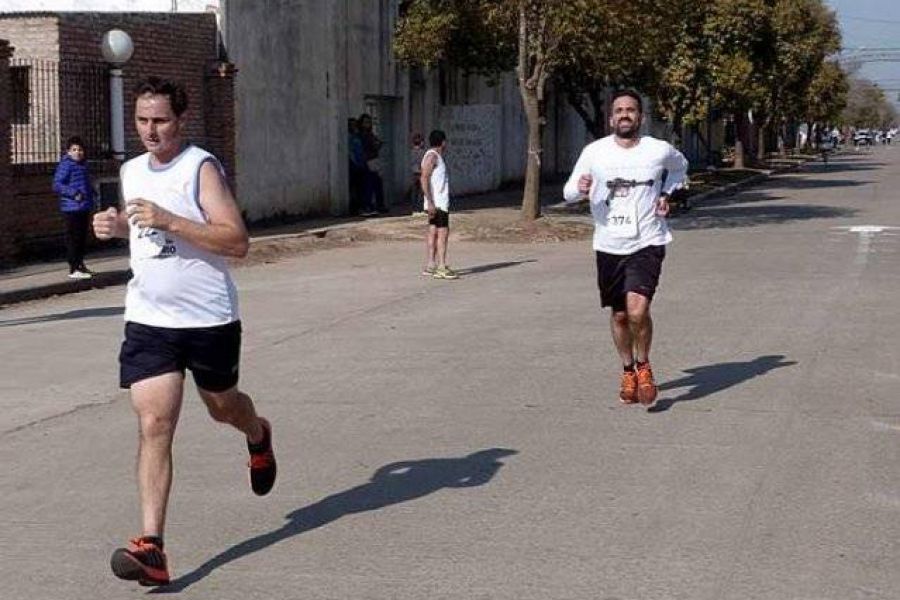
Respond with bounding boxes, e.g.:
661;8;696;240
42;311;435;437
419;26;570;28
734;113;748;169
757;122;766;162
521;92;543;220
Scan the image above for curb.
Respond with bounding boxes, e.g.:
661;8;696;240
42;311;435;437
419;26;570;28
0;269;132;307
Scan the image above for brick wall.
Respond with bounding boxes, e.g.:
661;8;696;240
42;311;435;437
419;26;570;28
56;12;219;158
0;40;14;263
0;13;236;266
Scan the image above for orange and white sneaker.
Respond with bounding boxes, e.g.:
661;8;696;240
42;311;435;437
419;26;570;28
619;370;638;404
110;537;170;586
636;363;658;406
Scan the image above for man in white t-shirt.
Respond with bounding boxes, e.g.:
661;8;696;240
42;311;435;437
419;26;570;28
93;77;276;587
420;129;458;279
563;89;688;407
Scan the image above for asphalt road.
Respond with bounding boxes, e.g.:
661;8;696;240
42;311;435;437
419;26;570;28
1;146;898;600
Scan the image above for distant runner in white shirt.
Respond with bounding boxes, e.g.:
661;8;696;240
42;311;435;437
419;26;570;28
93;76;276;587
563;89;688;407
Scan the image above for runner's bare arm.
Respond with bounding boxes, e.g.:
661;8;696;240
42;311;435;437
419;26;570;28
126;161;249;258
420;152;437;216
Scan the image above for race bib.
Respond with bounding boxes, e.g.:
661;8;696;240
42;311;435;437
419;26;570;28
131;226;178;260
605;194;639;238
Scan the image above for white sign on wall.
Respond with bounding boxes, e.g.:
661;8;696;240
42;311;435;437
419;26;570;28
438;104;502;196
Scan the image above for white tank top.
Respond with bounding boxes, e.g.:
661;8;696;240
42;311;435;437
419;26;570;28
121;145;239;328
421;148;450;211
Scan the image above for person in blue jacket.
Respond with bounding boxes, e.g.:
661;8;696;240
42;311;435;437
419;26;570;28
52;136;96;279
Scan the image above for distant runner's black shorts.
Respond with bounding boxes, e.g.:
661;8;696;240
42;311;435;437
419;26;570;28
595;245;666;312
428;209;449;228
119;320;241;392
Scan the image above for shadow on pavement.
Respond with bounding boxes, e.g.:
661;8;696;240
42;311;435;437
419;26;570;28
457;259;537;276
773;175;872;189
0;305;124;327
152;448;518;593
648;354;797;413
671;203;858;230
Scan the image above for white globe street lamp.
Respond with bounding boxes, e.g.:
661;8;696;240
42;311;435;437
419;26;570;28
100;29;134;160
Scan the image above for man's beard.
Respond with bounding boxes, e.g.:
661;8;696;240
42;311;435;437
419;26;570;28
615;120;639;139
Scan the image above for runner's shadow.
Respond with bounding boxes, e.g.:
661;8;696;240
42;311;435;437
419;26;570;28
648;355;797;413
456;260;536;276
152;448;517;593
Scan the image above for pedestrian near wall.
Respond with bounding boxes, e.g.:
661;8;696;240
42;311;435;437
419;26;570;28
52;136;96;279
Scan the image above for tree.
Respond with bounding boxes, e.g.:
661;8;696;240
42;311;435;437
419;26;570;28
802;60;848;136
764;0;841;156
395;0;581;220
704;0;774;168
842;79;898;128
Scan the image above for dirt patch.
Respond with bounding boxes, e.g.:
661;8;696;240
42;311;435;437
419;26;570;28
233;208;593;268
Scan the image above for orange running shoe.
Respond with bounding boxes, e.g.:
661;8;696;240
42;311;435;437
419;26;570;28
248;417;277;496
619;370;638;404
636;363;658;406
110;537;170;586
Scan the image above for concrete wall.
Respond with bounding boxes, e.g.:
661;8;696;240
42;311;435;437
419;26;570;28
225;0;410;220
223;0;590;220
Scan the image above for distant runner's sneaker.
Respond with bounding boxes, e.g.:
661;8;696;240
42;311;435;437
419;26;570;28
433;266;458;280
636;363;658;406
619;370;638;404
68;270;92;280
422;265;436;276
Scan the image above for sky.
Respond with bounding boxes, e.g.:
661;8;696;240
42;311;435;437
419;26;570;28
823;0;900;104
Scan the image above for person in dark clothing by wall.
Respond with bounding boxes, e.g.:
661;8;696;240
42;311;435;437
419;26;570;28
358;113;387;215
52;136;97;279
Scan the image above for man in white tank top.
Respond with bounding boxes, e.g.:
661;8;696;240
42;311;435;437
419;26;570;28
563;90;688;408
420;129;458;279
92;77;276;587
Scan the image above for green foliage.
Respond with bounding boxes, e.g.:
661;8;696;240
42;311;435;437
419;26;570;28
842;79;898;128
804;60;848;124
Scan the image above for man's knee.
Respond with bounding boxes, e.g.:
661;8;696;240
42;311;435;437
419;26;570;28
138;411;177;440
611;310;629;326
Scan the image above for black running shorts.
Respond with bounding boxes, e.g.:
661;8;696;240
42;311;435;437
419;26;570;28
119;320;241;392
595;245;666;312
428;209;450;228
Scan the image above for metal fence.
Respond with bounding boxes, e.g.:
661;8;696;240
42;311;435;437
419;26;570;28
9;59;110;170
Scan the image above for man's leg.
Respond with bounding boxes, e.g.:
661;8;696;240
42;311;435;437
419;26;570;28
424;224;437;273
110;371;183;586
198;385;277;496
626;291;653;363
436;226;449;268
625;291;658;405
131;372;185;538
198;385;264;442
609;309;634;366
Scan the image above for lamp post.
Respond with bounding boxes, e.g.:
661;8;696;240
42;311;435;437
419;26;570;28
100;29;134;161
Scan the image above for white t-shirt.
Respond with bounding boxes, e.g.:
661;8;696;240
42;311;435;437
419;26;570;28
421;148;450;212
121;145;239;328
563;135;688;255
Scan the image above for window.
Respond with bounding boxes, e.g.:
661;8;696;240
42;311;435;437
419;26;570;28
10;66;30;125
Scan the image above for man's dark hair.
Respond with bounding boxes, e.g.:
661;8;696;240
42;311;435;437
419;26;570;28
134;76;189;116
610;89;643;113
429;129;447;147
66;135;84;149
